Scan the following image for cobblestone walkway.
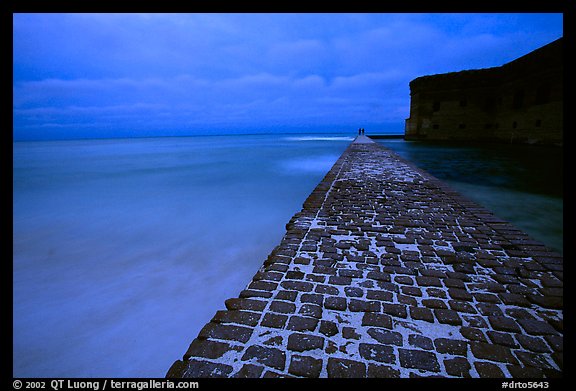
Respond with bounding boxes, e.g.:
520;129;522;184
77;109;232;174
167;137;562;378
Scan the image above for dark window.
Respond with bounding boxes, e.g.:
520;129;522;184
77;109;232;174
512;121;518;129
458;123;466;129
535;119;542;127
513;89;525;109
432;124;439;130
484;97;496;112
484;123;492;129
432;101;441;112
535;85;551;105
459;99;467;107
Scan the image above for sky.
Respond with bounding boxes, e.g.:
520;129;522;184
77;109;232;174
13;13;563;140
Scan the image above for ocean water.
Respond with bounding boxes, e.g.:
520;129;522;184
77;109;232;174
13;134;563;377
375;139;563;254
13;134;352;377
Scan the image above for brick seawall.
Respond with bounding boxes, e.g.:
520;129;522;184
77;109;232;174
167;136;563;378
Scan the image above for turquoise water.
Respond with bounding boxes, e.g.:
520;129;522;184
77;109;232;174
13;134;563;377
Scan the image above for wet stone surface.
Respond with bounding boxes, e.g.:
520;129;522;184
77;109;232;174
167;136;563;378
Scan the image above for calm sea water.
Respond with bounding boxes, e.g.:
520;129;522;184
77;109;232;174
375;139;563;254
13;134;352;377
13;134;563;377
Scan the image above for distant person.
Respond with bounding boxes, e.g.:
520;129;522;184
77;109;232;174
358;128;362;135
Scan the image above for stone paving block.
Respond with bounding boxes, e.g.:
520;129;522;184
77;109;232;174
319;320;339;337
198;322;253;343
183;339;241;360
233;364;265;378
362;312;393;328
169;139;563;379
408;334;433;350
474;362;505;378
367;363;400;378
287;333;325;352
261;313;288;329
367;328;403;346
518;319;559;336
444;357;471;377
242;345;286;371
398;348;440;372
486;331;518;348
409;306;435;323
181;359;233;377
434;308;462;325
327;358;367;378
434;338;467;356
287;316;318;332
269;300;296;314
288;355;323;377
470;341;519;364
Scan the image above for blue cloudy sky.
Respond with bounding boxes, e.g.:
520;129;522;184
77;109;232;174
13;13;563;140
